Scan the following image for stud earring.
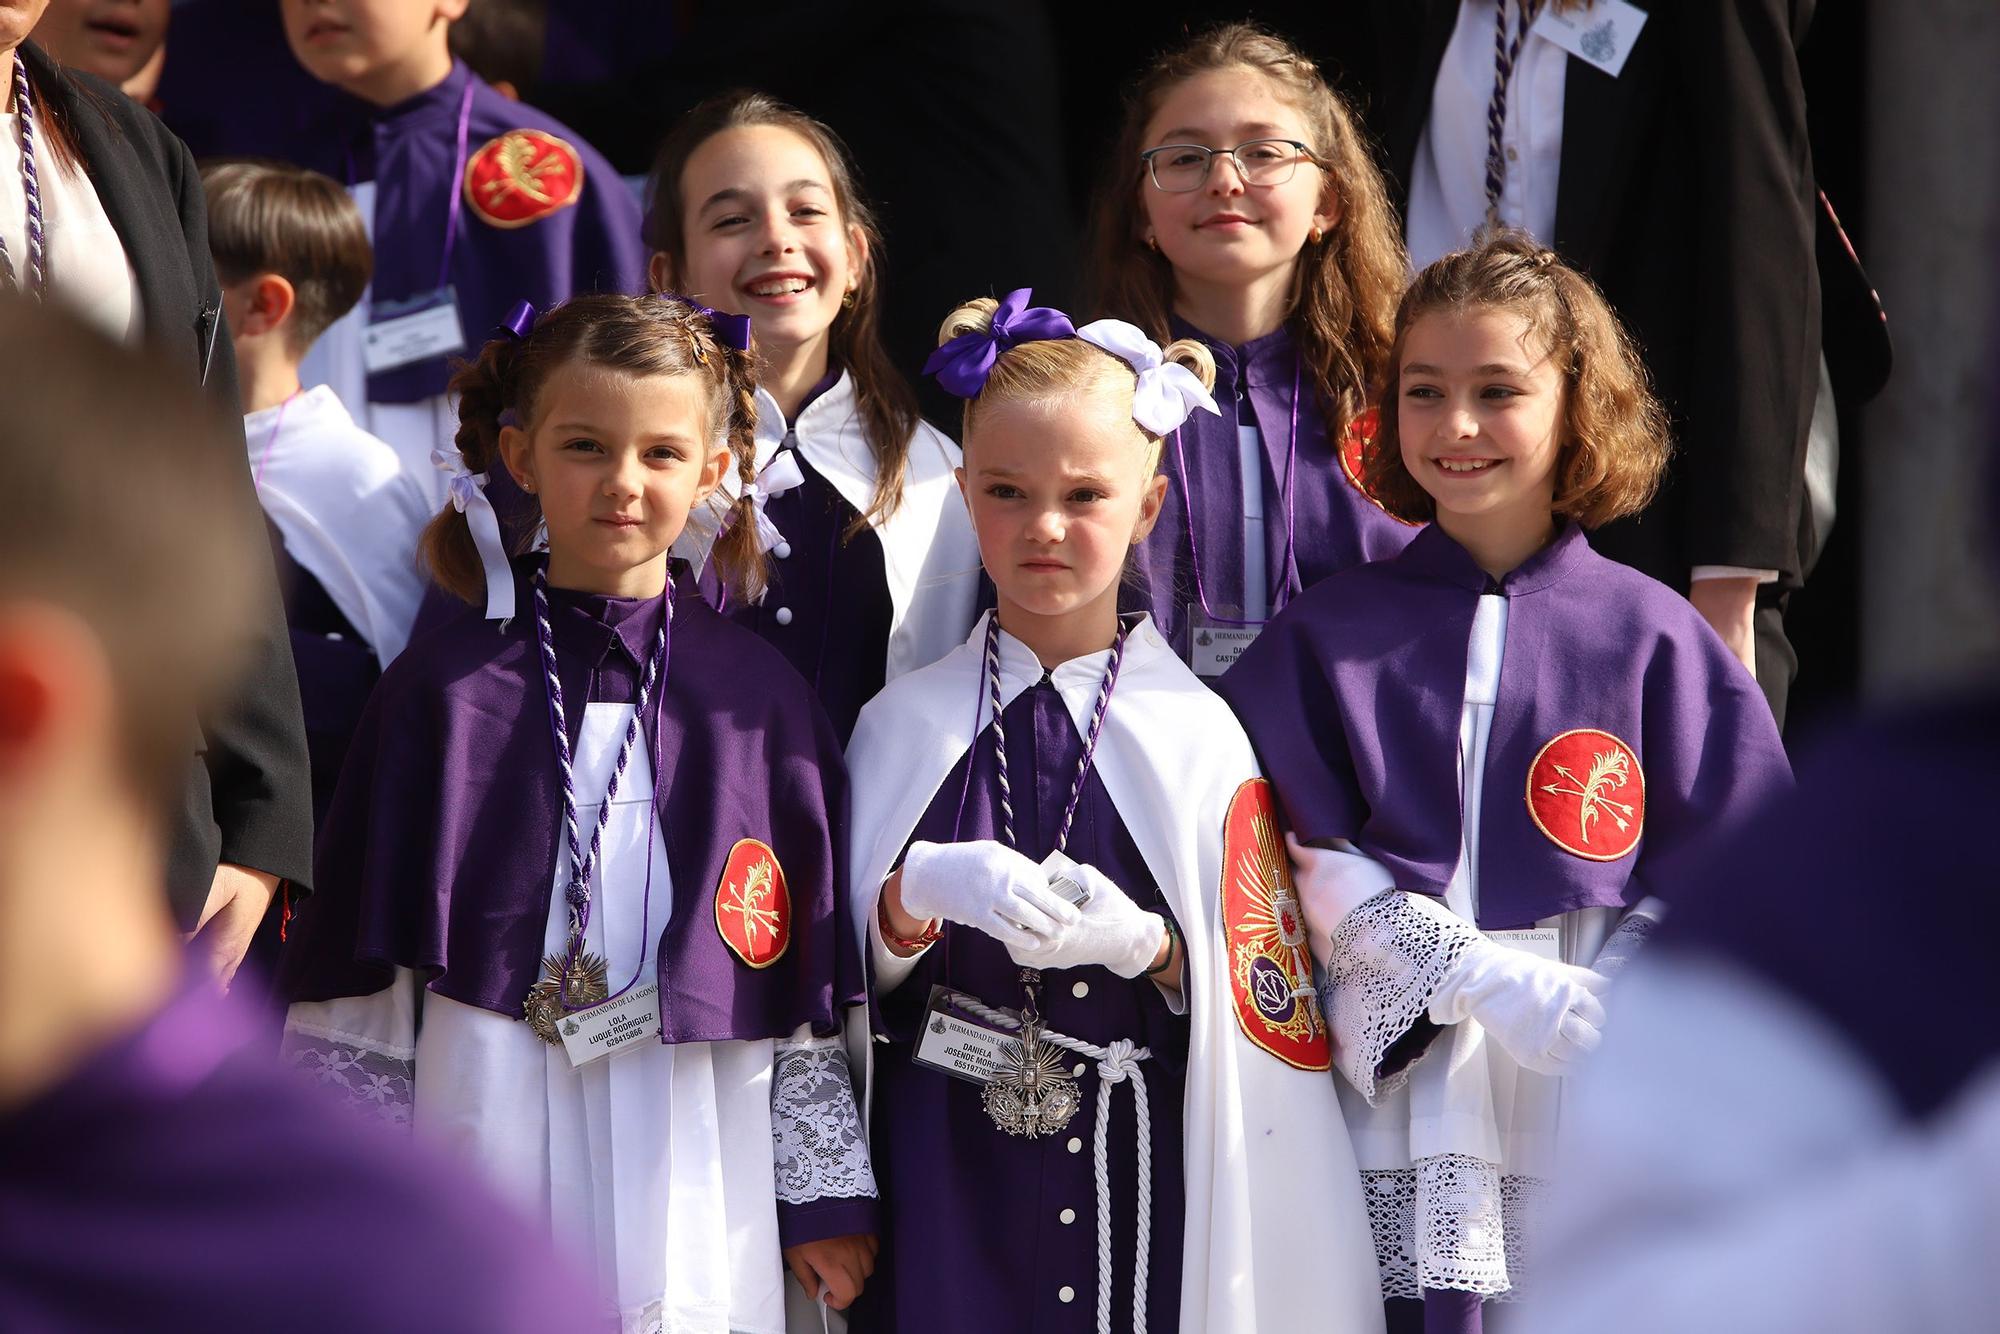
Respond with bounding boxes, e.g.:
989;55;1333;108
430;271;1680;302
1145;234;1159;252
841;287;857;310
1310;225;1324;244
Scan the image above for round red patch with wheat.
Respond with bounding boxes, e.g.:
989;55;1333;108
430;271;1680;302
1525;729;1645;861
714;838;791;969
463;129;584;228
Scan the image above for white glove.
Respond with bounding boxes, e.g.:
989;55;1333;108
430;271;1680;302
1429;936;1609;1075
1004;852;1167;979
898;840;1080;952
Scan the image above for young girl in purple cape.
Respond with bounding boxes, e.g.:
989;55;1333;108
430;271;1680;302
643;91;981;742
1219;234;1794;1333
846;290;1385;1333
1090;22;1418;675
279;294;879;1332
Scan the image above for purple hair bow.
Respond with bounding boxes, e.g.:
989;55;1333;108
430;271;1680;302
497;298;539;341
659;292;753;352
922;287;1076;399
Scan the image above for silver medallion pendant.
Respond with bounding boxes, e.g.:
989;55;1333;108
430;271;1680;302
523;950;609;1045
982;973;1080;1138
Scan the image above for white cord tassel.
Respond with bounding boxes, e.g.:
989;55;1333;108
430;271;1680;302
955;996;1154;1333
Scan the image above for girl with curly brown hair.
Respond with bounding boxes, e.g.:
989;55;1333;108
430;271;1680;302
1089;21;1417;676
1219;235;1792;1333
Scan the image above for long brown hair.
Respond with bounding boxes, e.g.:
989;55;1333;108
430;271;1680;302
423;293;771;605
1365;232;1670;528
644;90;918;535
1087;22;1406;439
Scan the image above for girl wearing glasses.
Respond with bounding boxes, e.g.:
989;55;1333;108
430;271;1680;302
1090;22;1416;677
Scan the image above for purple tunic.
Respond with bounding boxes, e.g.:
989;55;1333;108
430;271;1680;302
1656;685;2000;1118
280;557;862;1044
855;677;1187;1333
0;977;597;1333
1220;522;1792;930
1130;318;1419;653
301;60;645;404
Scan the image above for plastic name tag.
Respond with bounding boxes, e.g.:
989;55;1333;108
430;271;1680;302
1186;604;1260;678
558;981;663;1068
910;986;1016;1086
363;285;466;374
1486;926;1563;963
1531;0;1647;78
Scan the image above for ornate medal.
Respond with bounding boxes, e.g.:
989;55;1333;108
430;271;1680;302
981;972;1080;1138
523;950;609;1045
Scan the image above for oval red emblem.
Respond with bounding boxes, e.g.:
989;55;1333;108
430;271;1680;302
1337;407;1421;525
1525;729;1646;861
463;129;584;229
714;838;791;969
1219;779;1330;1071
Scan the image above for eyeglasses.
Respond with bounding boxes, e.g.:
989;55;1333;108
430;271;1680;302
1139;139;1322;193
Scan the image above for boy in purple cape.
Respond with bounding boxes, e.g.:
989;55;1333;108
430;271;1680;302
0;300;591;1332
280;0;645;506
1219;235;1792;1332
278;294;877;1331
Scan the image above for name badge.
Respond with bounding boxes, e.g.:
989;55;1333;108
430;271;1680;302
558;981;663;1068
1532;0;1647;78
363;286;466;374
1186;604;1260;678
1486;926;1564;963
910;986;1016;1087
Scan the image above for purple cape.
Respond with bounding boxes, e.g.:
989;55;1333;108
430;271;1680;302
1654;685;2000;1119
1219;522;1792;928
0;976;597;1332
307;60;645;403
1129;318;1420;650
856;677;1186;1333
280;559;861;1043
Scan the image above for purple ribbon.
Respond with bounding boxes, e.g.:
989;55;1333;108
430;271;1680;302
922;287;1077;399
497;299;539;341
658;292;753;352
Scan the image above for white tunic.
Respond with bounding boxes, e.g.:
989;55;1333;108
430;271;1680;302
1;92;143;342
287;704;873;1334
248;384;432;666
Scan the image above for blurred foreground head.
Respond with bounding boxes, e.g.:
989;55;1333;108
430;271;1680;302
0;295;260;818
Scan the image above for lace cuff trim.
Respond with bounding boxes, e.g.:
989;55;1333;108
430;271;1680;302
1326;890;1480;1103
1361;1158;1550;1300
282;1026;414;1127
771;1036;878;1205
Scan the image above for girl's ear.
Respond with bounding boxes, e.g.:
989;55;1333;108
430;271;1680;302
1132;471;1170;544
646;251;677;296
694;438;733;503
497;422;537;494
844;222;870;303
1314;178;1344;238
953;463;969;507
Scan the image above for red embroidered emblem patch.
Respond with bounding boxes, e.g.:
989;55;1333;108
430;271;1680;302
1219;779;1330;1071
1525;729;1646;861
714;839;791;969
463;129;584;228
1337;407;1420;525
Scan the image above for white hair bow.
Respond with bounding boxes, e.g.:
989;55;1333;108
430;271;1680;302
431;447;516;622
1075;318;1222;435
740;449;806;553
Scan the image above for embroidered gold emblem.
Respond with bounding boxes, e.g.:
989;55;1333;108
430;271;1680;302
714;839;791;968
1220;779;1331;1071
1526;728;1647;861
463;129;585;228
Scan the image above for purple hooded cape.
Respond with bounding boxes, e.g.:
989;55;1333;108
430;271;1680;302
1130;318;1419;651
1219;522;1791;929
0;976;597;1332
1653;684;2000;1119
280;559;861;1043
300;59;645;404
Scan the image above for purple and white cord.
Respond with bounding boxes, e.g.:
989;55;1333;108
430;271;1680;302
979;612;1128;857
2;58;47;300
533;567;671;1004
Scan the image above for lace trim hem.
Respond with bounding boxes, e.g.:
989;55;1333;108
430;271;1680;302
281;1028;414;1127
1360;1158;1549;1300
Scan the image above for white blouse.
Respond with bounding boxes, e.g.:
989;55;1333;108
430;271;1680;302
1;91;143;342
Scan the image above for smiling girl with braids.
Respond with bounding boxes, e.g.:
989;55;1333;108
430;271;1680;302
279;293;879;1331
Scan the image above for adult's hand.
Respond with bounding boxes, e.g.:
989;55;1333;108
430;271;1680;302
1688;576;1758;678
188;862;280;991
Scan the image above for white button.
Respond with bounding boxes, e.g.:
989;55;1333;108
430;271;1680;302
1072;1062;1087;1078
1059;1208;1076;1225
1071;981;1090;999
1058;1286;1075;1304
773;541;792;559
774;607;793;626
1066;1137;1082;1154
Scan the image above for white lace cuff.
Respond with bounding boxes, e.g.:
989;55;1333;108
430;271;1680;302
1361;1156;1549;1300
771;1031;878;1204
1326;890;1481;1103
282;1020;415;1127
